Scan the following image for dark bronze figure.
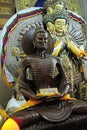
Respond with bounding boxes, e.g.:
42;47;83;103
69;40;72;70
1;27;87;130
20;27;71;100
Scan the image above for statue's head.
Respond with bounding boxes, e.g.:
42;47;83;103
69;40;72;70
44;0;66;15
44;0;53;15
33;27;49;51
53;0;66;14
44;15;55;34
53;12;69;36
22;27;54;55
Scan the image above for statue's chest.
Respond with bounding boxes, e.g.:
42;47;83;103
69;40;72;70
30;57;56;80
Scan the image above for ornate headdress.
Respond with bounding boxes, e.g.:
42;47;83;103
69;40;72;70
53;0;66;8
53;11;69;24
43;14;54;25
44;0;54;9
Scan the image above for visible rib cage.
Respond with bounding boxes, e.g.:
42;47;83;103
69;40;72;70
29;56;56;88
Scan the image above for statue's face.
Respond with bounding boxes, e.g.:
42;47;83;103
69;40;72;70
47;6;53;15
46;22;54;34
54;3;64;13
54;18;68;36
34;32;48;51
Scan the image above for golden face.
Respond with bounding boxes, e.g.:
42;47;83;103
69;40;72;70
47;6;53;15
54;18;68;36
46;22;54;34
54;3;64;13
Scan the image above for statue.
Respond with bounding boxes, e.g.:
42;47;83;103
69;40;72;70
1;0;87;98
19;27;71;100
44;0;66;14
1;1;87;129
1;27;87;130
43;0;87;98
1;27;74;130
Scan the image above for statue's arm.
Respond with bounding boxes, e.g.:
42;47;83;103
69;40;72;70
19;80;47;100
56;58;72;96
67;38;87;58
19;57;46;100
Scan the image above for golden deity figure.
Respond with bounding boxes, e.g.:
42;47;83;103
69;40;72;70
43;0;87;98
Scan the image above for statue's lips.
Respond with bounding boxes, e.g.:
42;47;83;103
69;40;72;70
57;28;63;32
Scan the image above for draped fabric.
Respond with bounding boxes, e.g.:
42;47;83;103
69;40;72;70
35;0;47;7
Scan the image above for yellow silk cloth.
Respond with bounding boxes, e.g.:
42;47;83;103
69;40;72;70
0;108;8;121
16;94;76;112
53;39;87;57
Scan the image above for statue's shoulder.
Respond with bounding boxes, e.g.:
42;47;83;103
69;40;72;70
22;56;33;66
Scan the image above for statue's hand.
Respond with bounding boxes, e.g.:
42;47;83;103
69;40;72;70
35;95;48;100
61;84;71;97
19;88;48;100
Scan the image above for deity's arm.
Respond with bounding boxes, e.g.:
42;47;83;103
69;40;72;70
66;37;87;81
52;39;64;56
67;38;87;58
